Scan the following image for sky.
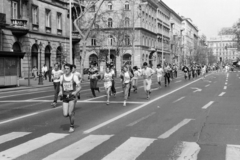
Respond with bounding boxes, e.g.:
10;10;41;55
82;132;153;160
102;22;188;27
163;0;240;39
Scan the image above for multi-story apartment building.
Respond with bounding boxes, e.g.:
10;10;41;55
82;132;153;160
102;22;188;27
81;0;172;73
181;18;199;64
169;9;183;66
207;35;239;63
0;0;77;78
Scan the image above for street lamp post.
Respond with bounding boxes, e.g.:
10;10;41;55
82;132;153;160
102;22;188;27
38;42;43;85
162;21;164;67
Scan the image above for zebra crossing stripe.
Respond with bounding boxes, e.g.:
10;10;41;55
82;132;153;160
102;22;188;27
170;141;200;160
226;144;240;160
43;135;113;160
0;133;68;160
0;132;31;144
102;137;155;160
158;119;193;139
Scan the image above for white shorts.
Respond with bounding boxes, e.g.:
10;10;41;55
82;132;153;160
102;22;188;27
143;79;152;91
104;81;112;89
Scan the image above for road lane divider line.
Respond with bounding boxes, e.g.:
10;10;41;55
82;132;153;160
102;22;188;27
173;97;185;103
205;84;210;87
0;100;145;104
0;90;51;99
0;133;68;160
225;82;228;85
202;101;214;109
226;144;240;160
43;135;113;160
0;132;31;144
83;74;212;134
158;119;193;139
224;86;227;90
127;112;156;127
219;92;226;96
170;141;200;160
0;112;39;125
102;137;155;160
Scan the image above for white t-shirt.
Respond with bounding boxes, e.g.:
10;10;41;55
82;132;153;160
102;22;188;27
52;69;63;82
42;66;48;72
73;71;81;81
124;72;131;83
60;73;80;85
142;67;154;79
104;72;113;82
156;68;164;77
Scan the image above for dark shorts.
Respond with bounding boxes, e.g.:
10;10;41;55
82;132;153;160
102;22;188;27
62;94;76;103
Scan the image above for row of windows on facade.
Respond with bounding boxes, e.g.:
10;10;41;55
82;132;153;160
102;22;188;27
106;1;130;11
90;35;170;47
11;2;62;30
209;43;237;47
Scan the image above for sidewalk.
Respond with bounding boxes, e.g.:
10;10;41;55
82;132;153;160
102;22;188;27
0;75;90;92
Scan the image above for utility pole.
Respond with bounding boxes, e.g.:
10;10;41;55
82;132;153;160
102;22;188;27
69;0;73;64
162;20;164;67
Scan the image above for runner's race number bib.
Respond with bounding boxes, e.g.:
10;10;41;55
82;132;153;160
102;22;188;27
63;82;73;91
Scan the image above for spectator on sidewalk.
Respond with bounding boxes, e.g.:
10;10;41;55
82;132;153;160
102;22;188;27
32;66;38;81
42;64;48;80
51;63;63;108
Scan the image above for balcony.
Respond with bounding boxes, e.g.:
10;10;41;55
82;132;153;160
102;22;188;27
72;31;81;44
9;19;29;36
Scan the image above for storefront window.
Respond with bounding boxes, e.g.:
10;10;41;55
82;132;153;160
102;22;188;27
4;57;17;76
0;58;4;76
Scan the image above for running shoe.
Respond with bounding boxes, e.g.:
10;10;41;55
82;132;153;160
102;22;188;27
123;101;126;106
51;102;57;108
106;100;110;105
69;127;75;133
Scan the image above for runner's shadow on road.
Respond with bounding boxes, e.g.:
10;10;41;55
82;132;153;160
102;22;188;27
60;124;80;131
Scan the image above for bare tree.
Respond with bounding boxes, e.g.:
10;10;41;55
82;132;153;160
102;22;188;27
73;0;106;75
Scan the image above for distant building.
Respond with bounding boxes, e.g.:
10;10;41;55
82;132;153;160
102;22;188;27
207;35;238;63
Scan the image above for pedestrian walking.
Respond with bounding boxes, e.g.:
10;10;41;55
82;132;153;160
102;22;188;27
102;66;113;105
120;66;133;106
51;63;63;108
132;66;140;92
142;62;154;99
72;65;82;100
110;64;116;97
156;64;164;88
32;66;38;80
89;63;100;97
42;64;48;80
164;63;171;86
58;63;81;133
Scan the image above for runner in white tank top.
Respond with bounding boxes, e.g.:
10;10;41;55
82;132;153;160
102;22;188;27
156;64;164;88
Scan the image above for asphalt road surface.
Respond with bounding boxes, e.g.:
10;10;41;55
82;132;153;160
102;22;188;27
0;70;240;160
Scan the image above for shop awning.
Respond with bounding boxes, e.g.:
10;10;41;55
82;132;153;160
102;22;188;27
0;51;26;58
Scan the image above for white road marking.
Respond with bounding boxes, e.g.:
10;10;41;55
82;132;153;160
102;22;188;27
219;92;226;96
0;132;31;144
225;82;228;85
191;87;202;93
0;100;145;104
0;112;39;125
0;90;50;99
202;101;214;109
102;137;155;160
175;80;182;83
224;86;227;90
0;133;68;160
173;97;185;103
43;135;113;160
83;74;212;134
127;112;156;126
170;141;200;160
226;144;240;160
205;84;210;87
158;119;193;139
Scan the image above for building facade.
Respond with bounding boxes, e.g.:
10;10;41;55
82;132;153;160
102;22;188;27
0;0;78;78
207;35;239;63
181;18;199;65
81;0;173;73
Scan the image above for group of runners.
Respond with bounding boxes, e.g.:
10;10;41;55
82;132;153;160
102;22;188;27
182;64;208;80
49;62;194;133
